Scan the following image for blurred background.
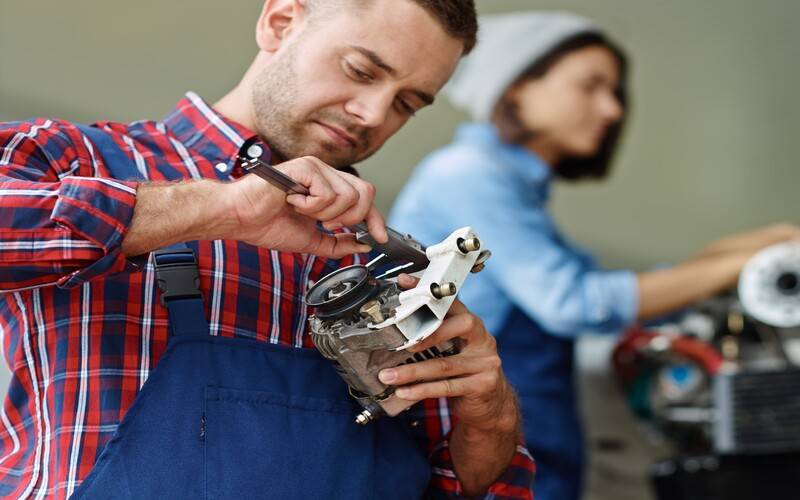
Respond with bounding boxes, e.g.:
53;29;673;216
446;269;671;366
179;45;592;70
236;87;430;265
2;1;800;498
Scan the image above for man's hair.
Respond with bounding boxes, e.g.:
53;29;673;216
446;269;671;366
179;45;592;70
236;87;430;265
407;0;478;54
492;32;629;181
307;0;477;54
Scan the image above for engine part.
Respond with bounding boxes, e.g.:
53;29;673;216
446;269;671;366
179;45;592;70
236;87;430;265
306;227;489;424
713;368;800;454
739;241;800;328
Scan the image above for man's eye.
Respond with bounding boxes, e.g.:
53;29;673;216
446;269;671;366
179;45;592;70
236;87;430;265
346;62;373;82
400;101;417;116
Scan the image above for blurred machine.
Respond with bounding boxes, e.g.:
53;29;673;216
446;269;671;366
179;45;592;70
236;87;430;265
613;242;800;500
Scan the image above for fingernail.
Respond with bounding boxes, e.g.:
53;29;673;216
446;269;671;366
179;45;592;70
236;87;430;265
324;222;342;231
395;388;410;399
378;369;397;384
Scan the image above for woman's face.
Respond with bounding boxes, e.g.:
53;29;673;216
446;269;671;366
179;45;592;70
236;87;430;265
510;45;623;161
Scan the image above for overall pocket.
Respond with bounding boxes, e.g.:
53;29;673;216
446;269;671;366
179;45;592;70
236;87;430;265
204;386;375;500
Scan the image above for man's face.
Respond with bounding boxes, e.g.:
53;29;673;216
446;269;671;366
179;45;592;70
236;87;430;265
251;0;464;167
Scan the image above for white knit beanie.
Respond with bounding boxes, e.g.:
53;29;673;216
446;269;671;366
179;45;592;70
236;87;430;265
445;11;601;121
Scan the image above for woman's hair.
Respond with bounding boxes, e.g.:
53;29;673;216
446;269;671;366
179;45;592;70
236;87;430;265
491;32;629;181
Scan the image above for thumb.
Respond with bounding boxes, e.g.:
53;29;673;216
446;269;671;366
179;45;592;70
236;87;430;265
308;232;372;259
397;273;420;290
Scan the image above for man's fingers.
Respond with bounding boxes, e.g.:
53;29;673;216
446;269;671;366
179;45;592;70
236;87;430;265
324;170;377;228
363;206;388;244
308;232;372;259
279;157;349;217
394;372;497;401
379;353;499;386
282;167;336;214
407;312;484;353
309;168;362;223
445;298;469;316
397;273;419;290
281;157;380;229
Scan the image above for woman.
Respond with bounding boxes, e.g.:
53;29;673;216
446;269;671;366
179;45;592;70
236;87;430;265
389;11;799;500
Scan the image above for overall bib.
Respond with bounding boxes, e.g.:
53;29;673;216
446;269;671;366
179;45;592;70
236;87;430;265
497;308;582;500
70;125;431;499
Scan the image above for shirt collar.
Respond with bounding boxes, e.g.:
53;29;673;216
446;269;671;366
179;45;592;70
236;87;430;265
162;91;260;178
455;122;553;199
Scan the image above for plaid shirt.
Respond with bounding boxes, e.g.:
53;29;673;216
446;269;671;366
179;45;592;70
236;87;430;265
0;92;534;499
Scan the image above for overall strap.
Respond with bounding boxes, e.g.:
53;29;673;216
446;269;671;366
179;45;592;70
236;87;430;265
153;245;210;338
75;123;211;338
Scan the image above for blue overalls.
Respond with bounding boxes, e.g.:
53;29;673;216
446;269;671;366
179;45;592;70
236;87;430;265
496;309;583;500
70;126;432;499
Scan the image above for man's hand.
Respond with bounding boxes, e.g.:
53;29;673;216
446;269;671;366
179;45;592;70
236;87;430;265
378;275;518;432
221;156;387;258
122;155;388;258
378;274;521;495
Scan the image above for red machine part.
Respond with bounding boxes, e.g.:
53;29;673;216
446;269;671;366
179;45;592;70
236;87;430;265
613;327;725;387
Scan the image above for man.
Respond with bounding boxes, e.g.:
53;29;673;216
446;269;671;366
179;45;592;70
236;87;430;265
0;1;534;498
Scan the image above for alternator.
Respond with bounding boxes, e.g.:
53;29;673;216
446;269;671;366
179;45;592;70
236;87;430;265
306;227;490;424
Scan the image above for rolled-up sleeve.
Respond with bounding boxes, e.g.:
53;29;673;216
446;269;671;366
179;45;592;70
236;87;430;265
0;119;139;291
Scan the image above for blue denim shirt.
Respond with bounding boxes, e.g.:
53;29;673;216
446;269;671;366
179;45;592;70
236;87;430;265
389;122;639;500
390;122;638;338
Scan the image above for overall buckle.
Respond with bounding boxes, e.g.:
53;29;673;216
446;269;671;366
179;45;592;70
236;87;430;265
152;248;202;306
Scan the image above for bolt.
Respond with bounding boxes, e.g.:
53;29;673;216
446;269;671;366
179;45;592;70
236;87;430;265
470;250;491;273
470;263;485;273
359;299;384;324
727;311;744;334
246;144;264;159
355;409;373;425
457;237;481;253
430;282;457;299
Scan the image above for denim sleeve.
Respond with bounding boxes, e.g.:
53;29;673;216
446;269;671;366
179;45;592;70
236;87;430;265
395;158;638;337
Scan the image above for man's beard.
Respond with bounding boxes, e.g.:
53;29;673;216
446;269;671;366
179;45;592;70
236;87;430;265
251;44;372;167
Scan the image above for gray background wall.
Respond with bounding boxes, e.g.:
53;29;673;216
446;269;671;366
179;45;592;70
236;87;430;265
2;1;799;497
3;0;798;269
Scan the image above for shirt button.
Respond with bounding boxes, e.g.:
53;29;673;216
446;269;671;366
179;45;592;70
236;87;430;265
215;162;229;173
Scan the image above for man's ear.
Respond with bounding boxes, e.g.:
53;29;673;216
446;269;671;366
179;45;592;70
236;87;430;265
256;0;308;53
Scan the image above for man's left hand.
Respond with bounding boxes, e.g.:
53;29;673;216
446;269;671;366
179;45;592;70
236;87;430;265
378;274;519;433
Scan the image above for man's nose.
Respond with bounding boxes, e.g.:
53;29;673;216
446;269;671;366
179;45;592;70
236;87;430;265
344;89;393;128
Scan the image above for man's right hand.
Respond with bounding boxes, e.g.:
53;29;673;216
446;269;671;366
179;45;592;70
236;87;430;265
221;156;387;258
121;156;388;258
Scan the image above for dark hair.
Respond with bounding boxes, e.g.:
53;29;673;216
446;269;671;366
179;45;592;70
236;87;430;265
410;1;478;54
492;32;629;181
323;0;477;54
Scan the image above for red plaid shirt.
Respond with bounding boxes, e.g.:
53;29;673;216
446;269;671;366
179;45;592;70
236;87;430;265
0;92;534;499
